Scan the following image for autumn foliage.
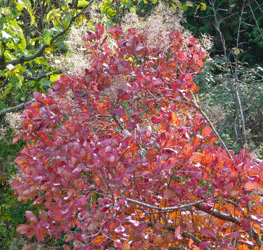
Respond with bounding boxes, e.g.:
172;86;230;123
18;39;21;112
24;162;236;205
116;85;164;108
12;23;263;250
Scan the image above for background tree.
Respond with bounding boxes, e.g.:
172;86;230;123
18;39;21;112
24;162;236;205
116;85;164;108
179;0;263;152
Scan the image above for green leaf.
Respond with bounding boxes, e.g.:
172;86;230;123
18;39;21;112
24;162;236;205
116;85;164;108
46;9;61;23
40;78;52;88
1;31;12;41
121;0;132;8
17;0;35;25
180;4;188;11
4;50;16;61
77;0;89;8
35;57;49;66
130;6;137;13
61;13;73;28
2;83;13;97
9;76;19;86
186;1;194;7
195;5;200;15
43;30;53;45
16;2;25;11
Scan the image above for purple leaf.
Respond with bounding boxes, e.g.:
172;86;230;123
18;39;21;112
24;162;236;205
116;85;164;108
114;108;126;116
200;227;216;239
199;242;212;249
241;219;251;231
227;232;240;238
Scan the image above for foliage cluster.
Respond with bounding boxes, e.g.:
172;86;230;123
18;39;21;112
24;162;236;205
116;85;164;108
0;1;189;248
11;19;263;250
1;0;263;249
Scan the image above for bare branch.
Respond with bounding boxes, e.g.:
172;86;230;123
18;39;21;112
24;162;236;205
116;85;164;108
234;0;248;148
0;101;32;118
126;198;204;211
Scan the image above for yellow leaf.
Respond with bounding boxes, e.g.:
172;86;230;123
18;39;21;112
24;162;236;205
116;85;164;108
50;74;60;83
45;45;54;52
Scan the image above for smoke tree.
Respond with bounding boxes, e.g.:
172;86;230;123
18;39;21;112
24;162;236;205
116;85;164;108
11;20;263;250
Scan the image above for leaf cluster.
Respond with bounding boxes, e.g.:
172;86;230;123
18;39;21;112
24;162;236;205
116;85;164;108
11;21;263;250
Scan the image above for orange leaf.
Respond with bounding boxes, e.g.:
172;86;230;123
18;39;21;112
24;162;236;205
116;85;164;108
188;238;194;248
190;152;202;163
169;112;178;125
164;189;176;199
93;235;104;244
169;211;177;220
202;126;214;138
244;181;258;192
204;137;217;144
196;60;204;67
122;241;130;250
183;143;192;156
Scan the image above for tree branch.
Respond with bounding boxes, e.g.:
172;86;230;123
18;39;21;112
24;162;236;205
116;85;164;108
0;101;32;118
126;198;204;211
194;203;263;247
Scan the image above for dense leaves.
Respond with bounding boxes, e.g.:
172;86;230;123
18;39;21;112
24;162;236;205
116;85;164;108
12;22;263;249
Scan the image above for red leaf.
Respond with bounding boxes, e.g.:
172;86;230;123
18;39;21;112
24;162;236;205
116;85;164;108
241;219;251;231
196;60;204;67
25;211;38;225
202;126;214;138
76;196;88;207
95;23;105;40
188;238;194;248
33;197;44;205
123;129;132;138
200;227;216;239
167;232;175;243
164;189;176;199
16;224;33;235
151;116;163;124
178;51;187;62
